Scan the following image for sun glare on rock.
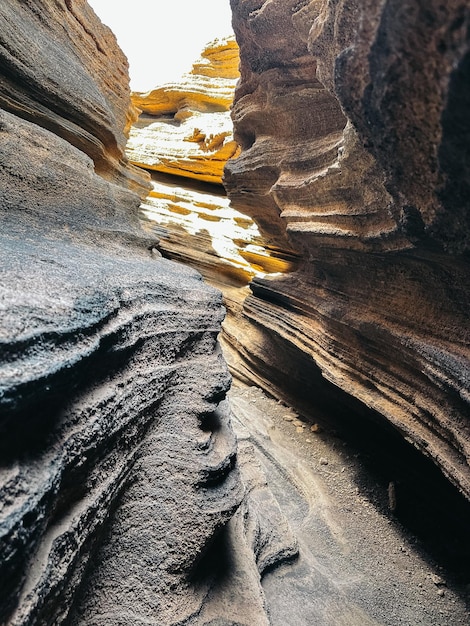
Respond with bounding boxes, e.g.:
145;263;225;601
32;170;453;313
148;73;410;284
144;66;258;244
125;35;296;285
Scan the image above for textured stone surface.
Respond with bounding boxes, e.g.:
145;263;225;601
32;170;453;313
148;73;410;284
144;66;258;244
3;0;470;623
127;37;240;184
1;226;238;626
230;386;470;626
139;173;296;288
0;0;146;194
225;0;470;502
0;3;295;625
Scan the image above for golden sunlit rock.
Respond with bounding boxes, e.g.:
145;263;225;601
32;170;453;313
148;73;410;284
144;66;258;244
139;173;294;286
127;36;239;185
127;34;297;289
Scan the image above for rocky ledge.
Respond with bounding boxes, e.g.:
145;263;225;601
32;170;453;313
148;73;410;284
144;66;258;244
225;0;470;502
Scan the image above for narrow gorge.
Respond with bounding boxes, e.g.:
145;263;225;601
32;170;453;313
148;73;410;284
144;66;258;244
0;1;469;625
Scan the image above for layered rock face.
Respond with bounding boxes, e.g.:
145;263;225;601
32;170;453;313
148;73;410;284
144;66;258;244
139;175;291;287
0;3;298;625
129;36;297;325
0;0;145;193
225;0;470;500
3;0;470;623
127;37;240;185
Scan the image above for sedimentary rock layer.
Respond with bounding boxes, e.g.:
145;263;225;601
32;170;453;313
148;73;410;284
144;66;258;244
0;0;146;194
225;0;470;499
128;36;298;300
127;37;240;184
0;4;295;624
1;220;239;626
138;172;297;288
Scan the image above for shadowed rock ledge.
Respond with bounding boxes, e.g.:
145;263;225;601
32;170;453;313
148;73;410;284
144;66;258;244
0;2;297;625
225;0;470;504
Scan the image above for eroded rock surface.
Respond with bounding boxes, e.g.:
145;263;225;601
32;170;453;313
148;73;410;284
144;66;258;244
127;37;240;185
138;173;296;289
225;0;470;503
0;3;294;625
0;0;146;193
3;0;470;623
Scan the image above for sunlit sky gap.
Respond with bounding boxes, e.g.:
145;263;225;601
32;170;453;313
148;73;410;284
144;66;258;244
88;0;234;92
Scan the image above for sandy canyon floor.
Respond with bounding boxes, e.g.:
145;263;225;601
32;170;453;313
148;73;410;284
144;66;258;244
229;385;470;626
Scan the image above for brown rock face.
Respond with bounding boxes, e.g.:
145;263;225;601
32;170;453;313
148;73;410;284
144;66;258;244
0;0;146;193
226;0;470;499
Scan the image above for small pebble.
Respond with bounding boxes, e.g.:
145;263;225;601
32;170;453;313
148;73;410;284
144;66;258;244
319;457;329;466
431;574;446;587
293;420;303;427
388;481;397;512
306;438;312;443
296;426;303;433
310;423;322;433
283;415;295;422
437;589;445;597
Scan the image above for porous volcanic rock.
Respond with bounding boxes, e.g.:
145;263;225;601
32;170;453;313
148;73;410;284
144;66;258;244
0;3;296;625
225;0;470;501
127;37;240;185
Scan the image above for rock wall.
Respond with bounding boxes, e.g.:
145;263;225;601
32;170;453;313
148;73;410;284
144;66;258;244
127;36;297;346
0;3;296;624
127;37;240;185
3;0;469;622
225;0;470;499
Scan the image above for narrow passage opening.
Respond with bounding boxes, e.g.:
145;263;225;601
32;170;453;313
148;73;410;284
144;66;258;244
89;0;470;611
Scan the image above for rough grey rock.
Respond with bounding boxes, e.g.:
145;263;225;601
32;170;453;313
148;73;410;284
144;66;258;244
0;2;296;624
1;227;238;626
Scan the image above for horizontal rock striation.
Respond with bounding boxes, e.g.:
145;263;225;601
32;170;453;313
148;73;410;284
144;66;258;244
1;226;239;625
225;0;470;499
0;3;296;625
138;173;297;289
0;0;146;194
127;37;240;185
132;36;240;115
128;35;298;332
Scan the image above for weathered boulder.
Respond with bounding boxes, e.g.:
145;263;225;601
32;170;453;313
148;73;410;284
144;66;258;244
127;37;240;185
0;3;296;625
225;0;470;500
